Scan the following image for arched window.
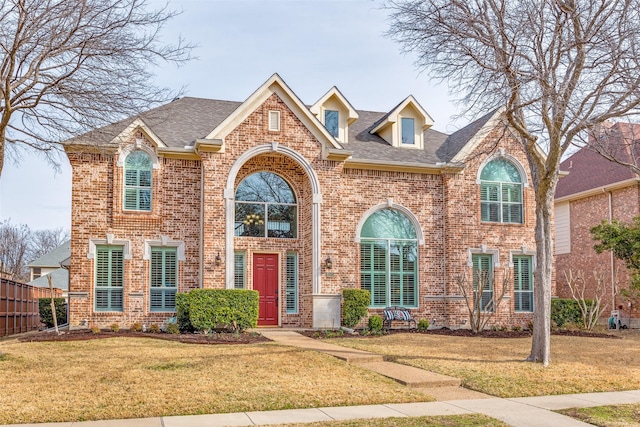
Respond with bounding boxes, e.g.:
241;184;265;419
480;158;523;223
234;172;297;238
360;208;418;307
124;151;152;211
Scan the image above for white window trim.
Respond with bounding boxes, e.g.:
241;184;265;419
354;198;425;245
268;110;280;131
467;246;500;267
88;235;132;259
143;236;186;261
116;142;160;169
509;246;536;268
475;150;529;187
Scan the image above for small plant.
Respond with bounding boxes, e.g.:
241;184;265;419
109;323;120;332
417;319;430;332
130;322;143;332
342;289;371;328
526;320;534;331
89;325;100;334
368;315;383;334
511;324;523;332
165;322;179;335
148;323;160;333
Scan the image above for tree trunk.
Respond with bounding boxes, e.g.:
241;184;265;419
527;189;554;366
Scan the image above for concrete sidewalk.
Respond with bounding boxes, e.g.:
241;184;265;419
4;331;640;426
4;391;640;427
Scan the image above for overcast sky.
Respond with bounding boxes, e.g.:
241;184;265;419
0;0;463;232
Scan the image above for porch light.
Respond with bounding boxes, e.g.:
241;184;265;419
215;253;222;267
324;256;332;270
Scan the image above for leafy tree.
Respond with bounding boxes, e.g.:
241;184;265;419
386;0;640;366
591;218;640;305
0;0;193;177
29;228;69;261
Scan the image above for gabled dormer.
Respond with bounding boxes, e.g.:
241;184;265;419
310;87;359;144
369;96;434;149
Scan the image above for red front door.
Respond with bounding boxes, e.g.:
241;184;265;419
253;253;279;326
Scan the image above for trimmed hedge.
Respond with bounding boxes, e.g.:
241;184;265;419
342;288;371;328
176;289;259;333
38;298;67;328
551;298;594;328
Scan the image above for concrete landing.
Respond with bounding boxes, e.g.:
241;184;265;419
260;330;384;363
356;361;461;388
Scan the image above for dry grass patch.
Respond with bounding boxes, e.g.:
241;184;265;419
326;331;640;398
558;403;640;427
270;414;508;427
0;338;428;424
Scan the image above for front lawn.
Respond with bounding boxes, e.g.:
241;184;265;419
326;330;640;397
0;338;428;424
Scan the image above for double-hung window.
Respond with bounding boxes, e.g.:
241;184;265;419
472;254;494;312
513;255;533;312
95;245;124;311
124;151;152;211
480;158;523;223
360;209;418;308
150;247;177;311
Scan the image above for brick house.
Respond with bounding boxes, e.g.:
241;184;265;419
63;74;539;329
555;122;640;327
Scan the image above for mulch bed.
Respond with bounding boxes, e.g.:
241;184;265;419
13;326;622;344
16;328;271;345
300;327;622;340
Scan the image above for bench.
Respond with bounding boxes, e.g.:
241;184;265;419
382;306;417;330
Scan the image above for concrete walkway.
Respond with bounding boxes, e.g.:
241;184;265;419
4;331;640;427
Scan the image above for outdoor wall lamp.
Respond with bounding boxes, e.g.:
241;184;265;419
324;256;332;270
215;253;222;267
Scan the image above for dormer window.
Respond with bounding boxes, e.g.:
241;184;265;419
325;110;339;138
310;87;359;143
401;118;415;145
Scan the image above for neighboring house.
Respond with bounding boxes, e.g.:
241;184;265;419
555;122;640;327
63;73;540;329
27;240;71;298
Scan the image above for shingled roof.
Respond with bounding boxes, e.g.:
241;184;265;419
556;123;640;199
28;240;71;268
65;94;501;166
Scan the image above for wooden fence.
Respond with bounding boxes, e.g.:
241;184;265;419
0;278;62;337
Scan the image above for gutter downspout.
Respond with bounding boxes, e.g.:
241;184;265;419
608;190;615;312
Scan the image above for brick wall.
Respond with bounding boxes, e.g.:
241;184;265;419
67;93;539;329
556;184;640;320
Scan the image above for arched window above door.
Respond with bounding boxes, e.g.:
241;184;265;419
234;172;297;238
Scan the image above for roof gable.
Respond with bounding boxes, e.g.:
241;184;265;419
28;240;71;268
310;86;359;125
204;74;344;155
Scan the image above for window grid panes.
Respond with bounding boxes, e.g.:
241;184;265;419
513;255;533;312
286;253;298;313
150;247;177;312
235;172;297;238
480;158;523;224
360;208;418;308
472;254;494;312
401;117;415;144
325;110;339;138
234;251;245;289
95;245;124;312
124;151;152;211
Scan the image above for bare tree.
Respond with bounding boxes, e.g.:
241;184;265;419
564;270;610;332
0;0;193;176
386;0;640;366
29;227;69;261
0;219;30;281
455;267;511;333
